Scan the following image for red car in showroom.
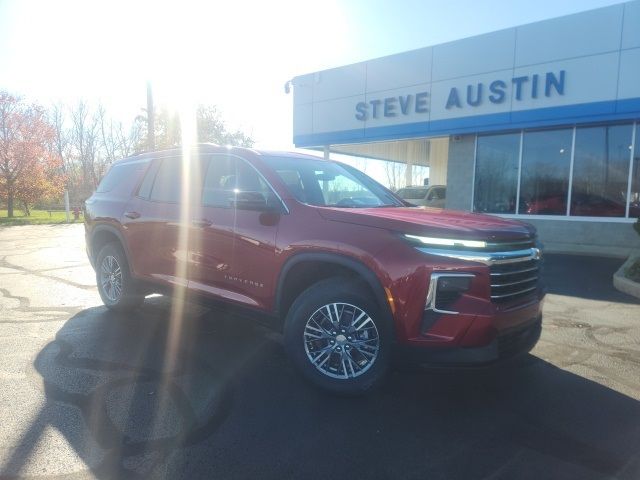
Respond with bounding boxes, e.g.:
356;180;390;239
85;144;544;394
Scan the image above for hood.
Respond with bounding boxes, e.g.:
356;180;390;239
317;206;536;242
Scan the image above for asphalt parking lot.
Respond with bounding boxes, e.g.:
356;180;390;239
0;224;639;480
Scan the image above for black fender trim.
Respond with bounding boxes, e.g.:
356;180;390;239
90;224;133;269
275;252;393;327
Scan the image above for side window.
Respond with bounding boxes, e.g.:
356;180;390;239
276;169;307;202
150;158;182;203
431;188;445;200
137;160;160;199
202;155;274;208
202;155;236;207
236;159;273;197
428;188;445;201
96;162;148;195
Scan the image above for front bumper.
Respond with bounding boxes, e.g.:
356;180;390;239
397;314;542;366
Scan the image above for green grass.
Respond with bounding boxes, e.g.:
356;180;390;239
0;209;82;226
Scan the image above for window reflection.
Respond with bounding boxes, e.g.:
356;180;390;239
473;133;519;214
631;124;640;218
571;125;632;217
472;123;638;219
519;129;572;215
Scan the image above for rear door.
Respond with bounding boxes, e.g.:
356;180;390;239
188;153;283;310
124;156;193;288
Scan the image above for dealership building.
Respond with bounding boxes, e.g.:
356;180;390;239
291;0;640;256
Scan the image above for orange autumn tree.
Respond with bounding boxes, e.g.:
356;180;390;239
0;92;64;217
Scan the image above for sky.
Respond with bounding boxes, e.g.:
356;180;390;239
0;0;628;151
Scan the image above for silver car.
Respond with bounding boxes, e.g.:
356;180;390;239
396;185;446;208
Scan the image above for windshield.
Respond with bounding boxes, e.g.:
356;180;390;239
262;156;404;208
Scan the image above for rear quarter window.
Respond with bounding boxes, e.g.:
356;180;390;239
96;161;149;196
149;158;182;203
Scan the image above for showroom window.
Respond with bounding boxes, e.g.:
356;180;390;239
473;122;638;219
519;129;573;216
631;124;640;218
473;133;520;214
570;125;632;217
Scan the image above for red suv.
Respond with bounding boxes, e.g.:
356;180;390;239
85;144;544;394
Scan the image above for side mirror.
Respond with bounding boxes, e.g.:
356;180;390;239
233;191;271;211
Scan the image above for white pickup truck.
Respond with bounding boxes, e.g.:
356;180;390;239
396;185;446;208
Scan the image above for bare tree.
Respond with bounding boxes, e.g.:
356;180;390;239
69;101;101;198
99;104;144;164
98;104;118;165
117;119;143;157
50;103;77;189
384;161;405;191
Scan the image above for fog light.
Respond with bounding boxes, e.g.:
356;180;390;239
425;273;474;314
438;276;472;293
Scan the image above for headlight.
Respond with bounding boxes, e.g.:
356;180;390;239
404;234;487;249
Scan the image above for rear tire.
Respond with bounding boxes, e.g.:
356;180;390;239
96;242;143;311
284;277;391;395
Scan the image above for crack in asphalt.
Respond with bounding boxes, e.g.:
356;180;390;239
543;318;640;367
0;256;96;291
0;287;29;309
0;287;83;323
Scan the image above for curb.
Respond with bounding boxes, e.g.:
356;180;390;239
613;256;640;300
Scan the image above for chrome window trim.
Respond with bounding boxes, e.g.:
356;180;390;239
204;153;290;214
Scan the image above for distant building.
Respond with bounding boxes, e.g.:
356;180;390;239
291;1;640;256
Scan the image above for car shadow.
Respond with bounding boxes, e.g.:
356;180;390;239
2;295;639;479
542;253;640;304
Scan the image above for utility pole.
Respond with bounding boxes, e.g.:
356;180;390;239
147;81;155;151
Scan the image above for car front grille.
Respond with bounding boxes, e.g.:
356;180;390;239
415;236;542;306
490;258;540;304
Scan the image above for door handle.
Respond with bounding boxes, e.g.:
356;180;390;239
124;211;141;219
192;219;212;227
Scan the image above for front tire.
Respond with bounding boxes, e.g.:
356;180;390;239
284;277;391;395
96;242;143;311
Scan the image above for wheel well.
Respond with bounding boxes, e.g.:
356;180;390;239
277;260;380;322
91;229;122;264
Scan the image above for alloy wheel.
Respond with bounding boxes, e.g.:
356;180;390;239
100;255;123;303
303;302;380;379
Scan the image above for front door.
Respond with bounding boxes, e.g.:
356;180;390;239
188;154;282;311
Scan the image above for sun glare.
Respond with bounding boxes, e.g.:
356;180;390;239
1;0;352;148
